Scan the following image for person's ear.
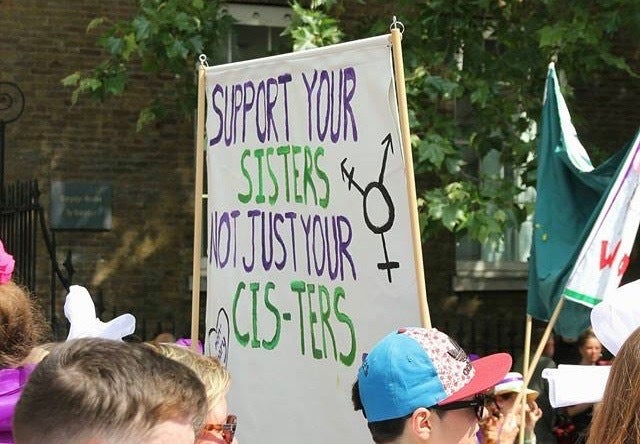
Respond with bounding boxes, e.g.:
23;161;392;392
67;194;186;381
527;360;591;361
410;407;433;439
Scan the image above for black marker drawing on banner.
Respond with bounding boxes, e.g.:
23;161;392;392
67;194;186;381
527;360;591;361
340;133;399;282
208;308;230;365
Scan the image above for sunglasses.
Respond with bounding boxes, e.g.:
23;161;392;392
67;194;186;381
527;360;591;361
200;414;237;443
431;393;486;420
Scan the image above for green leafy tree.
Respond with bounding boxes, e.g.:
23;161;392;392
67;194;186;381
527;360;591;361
65;0;639;245
283;1;344;51
62;0;231;130
288;0;639;247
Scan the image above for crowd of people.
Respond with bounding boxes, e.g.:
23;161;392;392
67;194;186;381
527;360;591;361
0;240;238;444
0;235;636;444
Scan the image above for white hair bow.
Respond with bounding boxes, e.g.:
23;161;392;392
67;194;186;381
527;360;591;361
64;285;136;341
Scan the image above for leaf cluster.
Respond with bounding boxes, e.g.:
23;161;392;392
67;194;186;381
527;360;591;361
62;0;232;130
283;1;344;51
63;0;639;244
324;0;638;243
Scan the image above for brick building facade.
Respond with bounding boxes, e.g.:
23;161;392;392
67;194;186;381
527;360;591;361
2;0;197;338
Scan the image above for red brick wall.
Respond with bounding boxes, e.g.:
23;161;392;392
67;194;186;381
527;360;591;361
1;0;197;338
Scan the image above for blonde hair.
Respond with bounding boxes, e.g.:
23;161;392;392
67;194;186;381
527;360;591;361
0;281;49;368
152;343;231;407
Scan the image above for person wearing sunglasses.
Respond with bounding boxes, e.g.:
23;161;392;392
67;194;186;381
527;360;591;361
352;327;511;444
13;338;208;444
480;372;542;444
151;343;238;444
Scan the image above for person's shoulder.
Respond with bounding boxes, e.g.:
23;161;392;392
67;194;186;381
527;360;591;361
0;366;34;394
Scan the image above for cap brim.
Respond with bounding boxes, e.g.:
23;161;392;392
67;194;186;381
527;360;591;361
494;388;540;402
438;352;512;405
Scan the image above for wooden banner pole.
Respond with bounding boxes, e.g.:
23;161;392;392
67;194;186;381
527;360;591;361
190;65;206;351
390;25;431;329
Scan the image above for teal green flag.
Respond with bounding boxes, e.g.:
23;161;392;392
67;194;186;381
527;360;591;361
527;63;628;339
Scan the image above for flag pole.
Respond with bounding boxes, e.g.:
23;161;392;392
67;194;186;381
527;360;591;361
190;60;207;351
390;18;431;328
514;298;564;407
518;315;533;444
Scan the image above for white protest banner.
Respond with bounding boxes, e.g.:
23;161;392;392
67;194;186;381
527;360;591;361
563;130;640;307
204;35;423;443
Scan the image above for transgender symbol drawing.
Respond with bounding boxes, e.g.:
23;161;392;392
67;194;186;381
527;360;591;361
340;133;399;282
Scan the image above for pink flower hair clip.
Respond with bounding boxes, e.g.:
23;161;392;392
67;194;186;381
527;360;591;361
0;240;15;284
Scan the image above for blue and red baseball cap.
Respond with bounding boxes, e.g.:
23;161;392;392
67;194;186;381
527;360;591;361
357;327;512;422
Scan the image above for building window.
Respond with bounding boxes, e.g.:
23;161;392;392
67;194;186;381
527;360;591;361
453;35;535;291
454;147;535;292
455;149;535;263
221;4;292;63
